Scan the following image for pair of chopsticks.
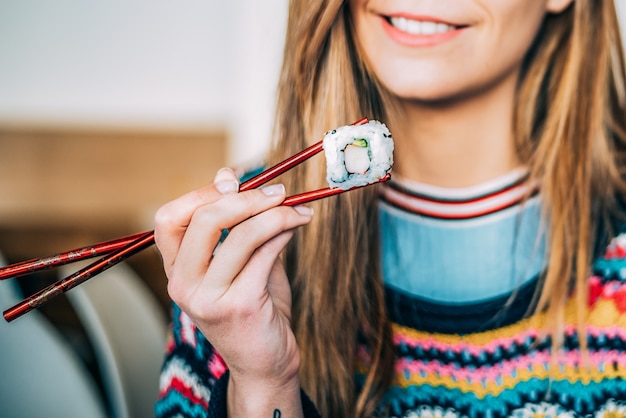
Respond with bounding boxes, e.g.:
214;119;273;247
2;117;390;322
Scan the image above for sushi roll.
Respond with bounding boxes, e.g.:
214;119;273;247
323;120;394;190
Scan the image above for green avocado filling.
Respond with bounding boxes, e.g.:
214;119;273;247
352;138;368;147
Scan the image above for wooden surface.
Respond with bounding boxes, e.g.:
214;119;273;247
0;124;228;311
0;125;228;228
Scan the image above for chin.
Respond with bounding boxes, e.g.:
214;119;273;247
384;82;462;104
371;63;465;103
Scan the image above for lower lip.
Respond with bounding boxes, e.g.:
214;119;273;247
380;17;465;47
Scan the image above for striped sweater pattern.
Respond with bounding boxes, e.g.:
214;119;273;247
362;260;626;417
155;235;626;418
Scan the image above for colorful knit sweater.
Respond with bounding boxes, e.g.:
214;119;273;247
155;172;626;417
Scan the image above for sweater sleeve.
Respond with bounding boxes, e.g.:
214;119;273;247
155;303;321;418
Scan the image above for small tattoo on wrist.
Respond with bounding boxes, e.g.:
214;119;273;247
273;409;282;418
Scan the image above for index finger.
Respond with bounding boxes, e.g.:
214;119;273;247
154;167;240;268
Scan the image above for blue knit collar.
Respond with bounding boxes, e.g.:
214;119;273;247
378;168;546;304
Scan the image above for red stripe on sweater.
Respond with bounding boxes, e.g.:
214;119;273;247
160;377;209;408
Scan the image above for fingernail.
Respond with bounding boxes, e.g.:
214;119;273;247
261;184;286;196
215;167;238;181
216;167;232;175
294;205;314;216
215;180;239;195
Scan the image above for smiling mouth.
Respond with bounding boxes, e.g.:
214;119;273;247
386;16;465;36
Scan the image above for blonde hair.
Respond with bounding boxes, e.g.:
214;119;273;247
269;1;626;416
516;2;626;340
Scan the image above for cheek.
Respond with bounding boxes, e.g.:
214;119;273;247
476;0;548;66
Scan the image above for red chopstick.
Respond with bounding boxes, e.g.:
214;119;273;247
3;117;376;322
3;233;156;321
282;173;390;206
0;231;151;280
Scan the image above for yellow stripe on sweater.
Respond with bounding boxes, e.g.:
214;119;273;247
390;364;626;399
391;298;626;346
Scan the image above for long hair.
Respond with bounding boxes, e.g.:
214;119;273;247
268;1;626;416
515;2;626;342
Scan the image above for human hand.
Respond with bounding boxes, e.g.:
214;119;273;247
154;167;313;414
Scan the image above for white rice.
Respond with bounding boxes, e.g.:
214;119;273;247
323;120;394;190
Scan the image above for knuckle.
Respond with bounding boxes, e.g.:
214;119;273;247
226;297;258;321
238;189;275;214
189;204;223;232
264;207;292;230
186;295;216;320
225;222;254;248
154;205;177;230
165;267;192;307
240;190;260;206
224;207;292;249
166;279;185;307
189;204;213;225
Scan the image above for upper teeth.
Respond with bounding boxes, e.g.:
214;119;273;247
390;17;455;35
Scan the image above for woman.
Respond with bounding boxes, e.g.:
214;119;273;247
155;0;626;416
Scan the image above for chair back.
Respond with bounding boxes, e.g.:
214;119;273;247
62;261;168;418
0;253;108;418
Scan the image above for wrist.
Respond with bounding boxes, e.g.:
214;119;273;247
227;373;303;418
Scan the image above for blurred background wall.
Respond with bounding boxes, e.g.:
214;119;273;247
0;0;288;166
